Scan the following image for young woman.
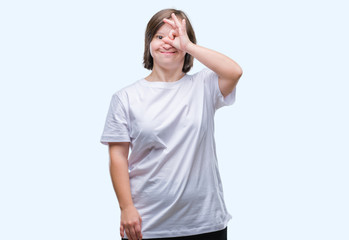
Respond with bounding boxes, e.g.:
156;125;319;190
100;8;243;240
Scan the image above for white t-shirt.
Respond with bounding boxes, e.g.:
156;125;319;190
100;68;236;238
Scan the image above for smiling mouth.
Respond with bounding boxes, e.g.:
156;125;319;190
160;51;176;54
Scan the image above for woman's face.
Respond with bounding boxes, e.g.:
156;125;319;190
150;22;186;71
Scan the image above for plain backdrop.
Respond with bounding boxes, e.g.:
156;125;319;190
0;0;348;239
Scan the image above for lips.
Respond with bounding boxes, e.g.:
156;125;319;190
160;51;177;56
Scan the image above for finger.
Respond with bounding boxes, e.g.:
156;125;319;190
169;29;177;40
138;216;143;239
163;18;175;28
129;226;137;240
120;225;124;238
171;13;182;28
171;13;185;36
180;18;188;36
162;36;174;46
135;223;142;240
125;227;132;240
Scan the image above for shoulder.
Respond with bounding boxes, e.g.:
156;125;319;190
190;68;218;81
111;78;143;102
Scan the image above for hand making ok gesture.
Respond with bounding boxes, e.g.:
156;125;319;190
162;13;193;53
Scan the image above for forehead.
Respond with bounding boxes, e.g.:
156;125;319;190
155;22;173;34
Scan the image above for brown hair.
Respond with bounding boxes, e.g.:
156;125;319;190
143;9;197;73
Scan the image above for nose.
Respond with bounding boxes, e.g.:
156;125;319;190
163;44;172;50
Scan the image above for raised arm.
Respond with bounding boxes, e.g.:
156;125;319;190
186;44;242;97
163;13;243;97
109;142;142;240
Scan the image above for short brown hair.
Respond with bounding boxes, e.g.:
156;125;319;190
143;9;197;73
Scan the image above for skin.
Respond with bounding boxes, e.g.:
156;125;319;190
110;12;243;240
160;13;243;97
145;21;186;83
108;142;142;240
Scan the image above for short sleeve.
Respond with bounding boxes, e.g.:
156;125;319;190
202;68;237;110
100;93;130;145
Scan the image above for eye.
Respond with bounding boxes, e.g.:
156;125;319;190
156;35;163;40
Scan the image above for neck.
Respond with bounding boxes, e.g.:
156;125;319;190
146;66;185;83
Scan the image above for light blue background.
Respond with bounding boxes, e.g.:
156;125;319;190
1;0;348;239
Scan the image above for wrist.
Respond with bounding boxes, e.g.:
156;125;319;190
184;41;196;54
119;202;135;211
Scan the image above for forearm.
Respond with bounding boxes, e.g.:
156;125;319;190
109;156;134;210
186;43;243;80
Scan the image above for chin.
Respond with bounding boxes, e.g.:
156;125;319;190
153;57;185;70
159;63;183;71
